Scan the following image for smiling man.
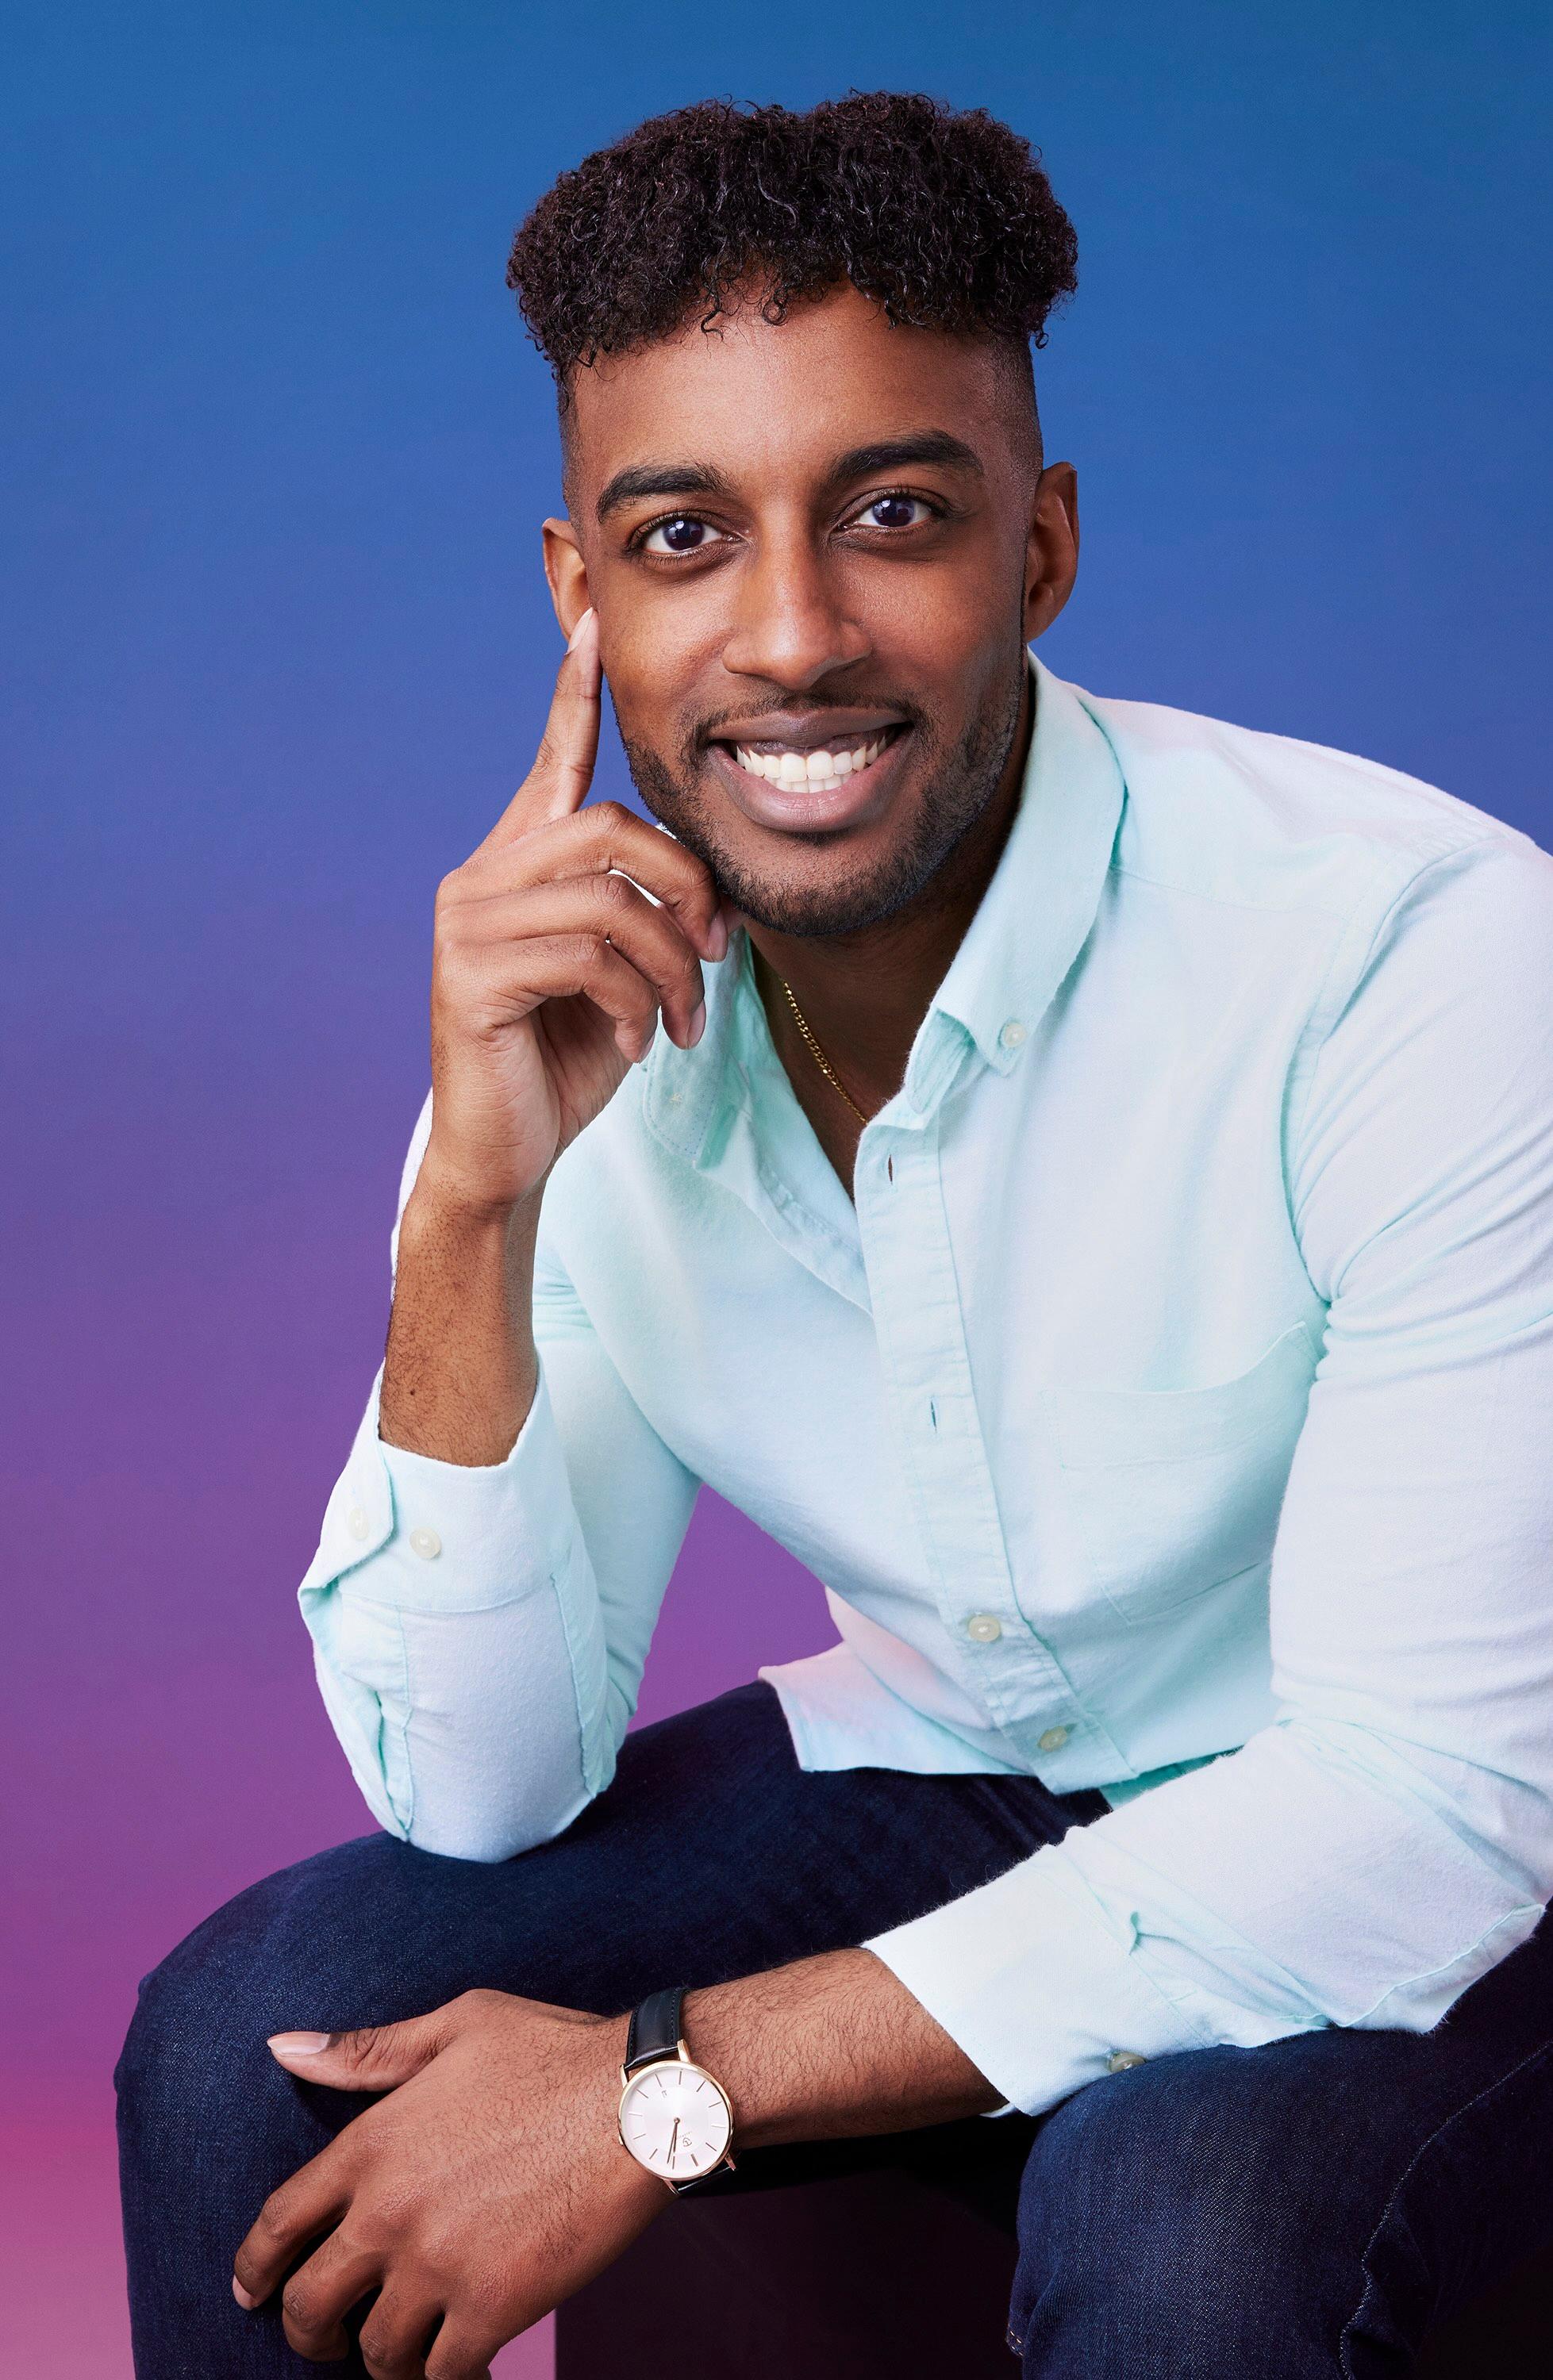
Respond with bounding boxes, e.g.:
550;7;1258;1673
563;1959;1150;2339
117;93;1553;2379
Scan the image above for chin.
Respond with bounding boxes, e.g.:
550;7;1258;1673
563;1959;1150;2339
623;705;1016;942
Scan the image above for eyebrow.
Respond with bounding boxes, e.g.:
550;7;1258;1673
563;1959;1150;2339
595;459;732;523
594;429;986;524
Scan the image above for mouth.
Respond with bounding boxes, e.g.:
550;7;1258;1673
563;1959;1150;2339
705;721;913;834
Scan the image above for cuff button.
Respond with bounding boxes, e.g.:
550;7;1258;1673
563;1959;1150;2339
409;1526;442;1560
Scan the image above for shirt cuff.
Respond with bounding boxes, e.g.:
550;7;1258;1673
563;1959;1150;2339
863;1841;1215;2117
298;1359;576;1616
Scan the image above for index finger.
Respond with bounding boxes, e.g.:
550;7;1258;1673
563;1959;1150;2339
479;606;602;852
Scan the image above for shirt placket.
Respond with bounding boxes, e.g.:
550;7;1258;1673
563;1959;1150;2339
855;1074;1078;1745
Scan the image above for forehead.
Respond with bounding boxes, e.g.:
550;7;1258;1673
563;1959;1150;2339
565;282;1021;509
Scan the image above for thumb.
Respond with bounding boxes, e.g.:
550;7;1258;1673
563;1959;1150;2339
267;2009;452;2092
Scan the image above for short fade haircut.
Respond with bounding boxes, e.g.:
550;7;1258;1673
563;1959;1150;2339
505;90;1077;454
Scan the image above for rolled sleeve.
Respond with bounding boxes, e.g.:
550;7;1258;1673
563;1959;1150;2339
298;1357;603;1855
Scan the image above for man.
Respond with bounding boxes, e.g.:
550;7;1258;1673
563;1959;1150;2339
117;91;1553;2378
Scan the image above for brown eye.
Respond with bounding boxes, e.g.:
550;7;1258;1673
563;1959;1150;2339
862;494;929;530
640;515;725;555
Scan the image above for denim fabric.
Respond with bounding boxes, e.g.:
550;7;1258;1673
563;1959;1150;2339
117;1683;1553;2377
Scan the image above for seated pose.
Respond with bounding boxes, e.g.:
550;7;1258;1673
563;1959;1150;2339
117;92;1553;2380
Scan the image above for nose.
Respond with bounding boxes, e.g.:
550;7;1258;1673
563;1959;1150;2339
720;524;871;690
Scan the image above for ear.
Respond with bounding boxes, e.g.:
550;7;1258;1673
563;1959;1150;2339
543;515;593;644
1024;461;1079;644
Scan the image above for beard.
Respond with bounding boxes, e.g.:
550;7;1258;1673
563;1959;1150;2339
617;657;1026;939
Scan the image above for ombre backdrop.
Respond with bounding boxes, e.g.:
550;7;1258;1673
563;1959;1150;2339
5;4;1549;2371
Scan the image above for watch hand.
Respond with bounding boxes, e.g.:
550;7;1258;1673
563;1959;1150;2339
668;2117;680;2167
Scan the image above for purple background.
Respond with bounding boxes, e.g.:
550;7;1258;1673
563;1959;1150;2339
5;5;1549;2370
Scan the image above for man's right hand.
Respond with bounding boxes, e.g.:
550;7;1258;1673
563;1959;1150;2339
416;605;728;1220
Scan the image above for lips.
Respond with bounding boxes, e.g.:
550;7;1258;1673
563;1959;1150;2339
706;722;910;835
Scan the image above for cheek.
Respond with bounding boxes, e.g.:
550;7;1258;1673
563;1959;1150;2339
601;614;711;750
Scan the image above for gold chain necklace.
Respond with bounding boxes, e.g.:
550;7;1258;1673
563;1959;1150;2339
777;977;871;1127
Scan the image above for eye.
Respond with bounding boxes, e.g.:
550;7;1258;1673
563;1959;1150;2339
852;492;937;532
637;514;728;556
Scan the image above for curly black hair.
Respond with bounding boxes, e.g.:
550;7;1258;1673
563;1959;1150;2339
506;91;1077;399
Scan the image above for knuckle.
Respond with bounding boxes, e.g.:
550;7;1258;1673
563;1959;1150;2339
359;2329;417;2378
586;799;630;839
325;2027;374;2074
426;2337;491;2380
254;2194;297;2249
592;869;635;917
280;2280;325;2336
434;866;476;923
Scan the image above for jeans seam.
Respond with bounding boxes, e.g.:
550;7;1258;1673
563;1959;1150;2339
1339;2036;1553;2376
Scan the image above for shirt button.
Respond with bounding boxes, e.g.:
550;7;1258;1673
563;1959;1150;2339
964;1614;1003;1644
998;1019;1028;1051
346;1506;371;1541
1038;1725;1070;1753
409;1526;442;1560
1108;2051;1147;2073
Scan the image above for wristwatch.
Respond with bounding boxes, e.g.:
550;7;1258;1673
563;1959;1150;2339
617;1986;736;2194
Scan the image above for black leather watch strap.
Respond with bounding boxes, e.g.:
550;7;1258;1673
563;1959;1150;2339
624;1985;686;2075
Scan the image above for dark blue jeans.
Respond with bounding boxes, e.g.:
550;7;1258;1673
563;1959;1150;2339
117;1680;1553;2376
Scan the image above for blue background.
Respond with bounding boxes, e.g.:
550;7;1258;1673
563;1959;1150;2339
4;5;1548;2370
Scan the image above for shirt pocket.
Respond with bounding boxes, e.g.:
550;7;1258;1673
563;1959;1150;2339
1045;1322;1317;1624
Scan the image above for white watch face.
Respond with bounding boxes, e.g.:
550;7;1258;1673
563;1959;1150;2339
619;2058;732;2183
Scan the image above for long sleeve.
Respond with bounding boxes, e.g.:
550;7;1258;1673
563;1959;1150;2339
868;835;1553;2113
298;1091;701;1860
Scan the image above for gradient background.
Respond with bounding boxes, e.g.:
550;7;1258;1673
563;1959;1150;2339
5;3;1550;2371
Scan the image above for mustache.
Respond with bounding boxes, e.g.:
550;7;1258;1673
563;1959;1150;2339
687;693;932;753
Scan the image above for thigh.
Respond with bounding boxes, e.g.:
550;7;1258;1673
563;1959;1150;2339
1009;1909;1553;2380
117;1678;1098;2372
138;1679;1098;2040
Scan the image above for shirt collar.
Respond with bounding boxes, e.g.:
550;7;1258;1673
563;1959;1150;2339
922;653;1125;1087
643;653;1126;1161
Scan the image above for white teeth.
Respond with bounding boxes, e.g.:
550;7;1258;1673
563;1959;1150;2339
731;733;890;793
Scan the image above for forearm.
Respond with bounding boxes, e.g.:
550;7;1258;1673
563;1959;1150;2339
379;1169;543;1465
681;1947;1001;2149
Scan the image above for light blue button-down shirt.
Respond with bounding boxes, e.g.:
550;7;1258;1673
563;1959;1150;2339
299;656;1553;2115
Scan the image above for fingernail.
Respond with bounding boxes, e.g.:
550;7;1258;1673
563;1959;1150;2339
566;605;595;653
706;913;728;962
233;2278;259;2310
268;2031;330;2058
688;1001;706;1047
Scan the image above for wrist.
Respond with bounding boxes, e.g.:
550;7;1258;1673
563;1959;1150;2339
404;1154;545;1236
680;1950;999;2150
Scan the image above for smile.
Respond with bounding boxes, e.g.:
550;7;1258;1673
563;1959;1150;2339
730;731;894;797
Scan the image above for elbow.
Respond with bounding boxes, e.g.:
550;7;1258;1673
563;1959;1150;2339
399;1779;599;1866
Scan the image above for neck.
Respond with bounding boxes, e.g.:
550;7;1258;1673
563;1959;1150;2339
745;669;1033;1111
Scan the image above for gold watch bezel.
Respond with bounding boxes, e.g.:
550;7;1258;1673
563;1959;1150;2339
616;2048;736;2190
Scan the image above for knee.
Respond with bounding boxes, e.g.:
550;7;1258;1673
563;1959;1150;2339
114;1833;394;2155
1010;2045;1347;2372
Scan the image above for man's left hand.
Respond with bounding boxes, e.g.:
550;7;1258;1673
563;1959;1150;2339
233;1989;665;2377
